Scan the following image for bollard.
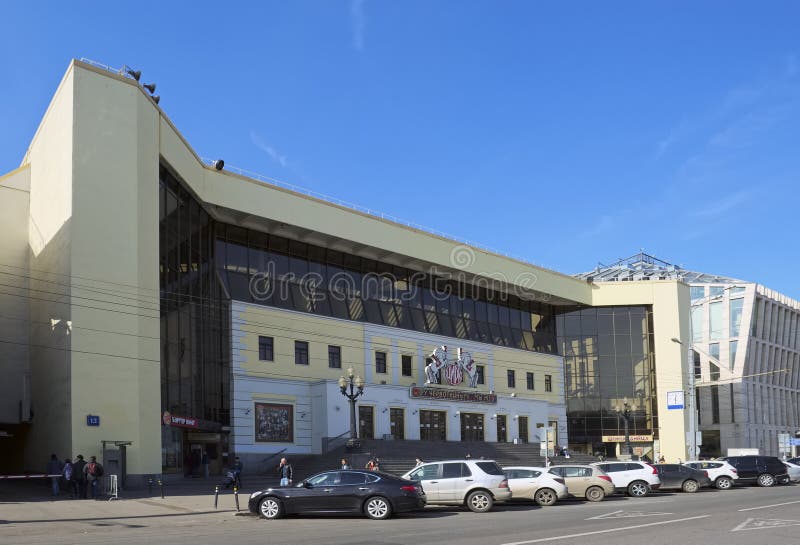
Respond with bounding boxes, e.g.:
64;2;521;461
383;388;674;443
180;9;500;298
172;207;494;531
147;478;153;497
158;479;165;499
214;485;220;509
233;486;240;512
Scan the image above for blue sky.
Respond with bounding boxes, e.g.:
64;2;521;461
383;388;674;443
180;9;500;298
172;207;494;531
2;1;799;297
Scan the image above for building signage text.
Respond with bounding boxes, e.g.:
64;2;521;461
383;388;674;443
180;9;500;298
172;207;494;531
410;386;497;404
162;411;199;429
601;434;654;442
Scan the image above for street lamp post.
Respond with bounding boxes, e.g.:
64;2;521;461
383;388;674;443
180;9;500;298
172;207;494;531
616;398;633;458
338;367;365;442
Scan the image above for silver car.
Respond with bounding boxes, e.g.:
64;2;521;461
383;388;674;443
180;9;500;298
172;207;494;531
402;459;512;512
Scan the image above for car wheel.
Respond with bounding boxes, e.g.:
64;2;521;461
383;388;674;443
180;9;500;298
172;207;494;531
627;481;650;497
682;479;699;493
715;476;732;490
757;473;775;487
466;490;494;513
258;496;283;519
534;488;557;506
585;486;605;502
364;496;392;520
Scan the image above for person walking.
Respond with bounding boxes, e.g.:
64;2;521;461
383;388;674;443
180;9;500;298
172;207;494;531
340;458;350;470
62;458;74;498
277;457;293;487
47;454;63;497
72;455;87;499
84;456;104;499
232;456;244;488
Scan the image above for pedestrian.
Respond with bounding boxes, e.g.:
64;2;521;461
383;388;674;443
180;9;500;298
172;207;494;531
465;453;472;460
340;458;350;470
658;455;666;464
72;455;87;499
62;458;74;498
365;458;376;471
233;456;244;488
202;451;209;479
374;457;381;471
47;454;62;496
414;458;424;467
84;456;104;499
277;457;293;487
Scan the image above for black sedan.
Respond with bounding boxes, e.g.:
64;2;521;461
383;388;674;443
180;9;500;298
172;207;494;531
248;470;426;520
654;464;712;492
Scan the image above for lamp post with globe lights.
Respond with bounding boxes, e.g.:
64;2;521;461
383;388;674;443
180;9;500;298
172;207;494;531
338;367;365;444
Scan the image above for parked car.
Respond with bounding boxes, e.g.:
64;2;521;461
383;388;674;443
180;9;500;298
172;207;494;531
787;457;800;466
503;466;568;506
784;461;800;482
547;464;615;502
402;459;511;513
653;464;711;492
592;461;661;497
684;460;739;490
248;470;425;520
719;456;790;487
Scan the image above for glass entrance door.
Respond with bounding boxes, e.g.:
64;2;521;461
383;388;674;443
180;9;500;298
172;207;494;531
460;413;485;441
497;415;508;442
518;416;529;443
359;406;374;439
419;410;447;441
390;408;405;440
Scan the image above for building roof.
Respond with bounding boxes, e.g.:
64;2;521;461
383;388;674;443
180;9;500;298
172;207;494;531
575;252;747;284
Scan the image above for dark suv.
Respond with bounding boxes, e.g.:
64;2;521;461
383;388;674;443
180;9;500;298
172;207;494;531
720;456;789;487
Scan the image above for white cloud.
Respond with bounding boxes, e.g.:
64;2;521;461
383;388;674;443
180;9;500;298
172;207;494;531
250;130;287;167
691;189;752;219
351;0;367;52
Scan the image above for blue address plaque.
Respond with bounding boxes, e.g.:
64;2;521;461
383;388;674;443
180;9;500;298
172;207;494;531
86;415;100;427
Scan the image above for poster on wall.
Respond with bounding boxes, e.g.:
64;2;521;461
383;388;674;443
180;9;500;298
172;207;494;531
254;403;293;443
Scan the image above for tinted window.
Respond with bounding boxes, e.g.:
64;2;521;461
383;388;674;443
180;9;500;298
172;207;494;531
603;463;628;473
626;463;645;471
687;463;700;469
366;474;380;483
563;467;591;478
548;467;564;477
308;472;337;486
340;472;367;485
476;462;504;476
409;464;440;480
442;463;470;479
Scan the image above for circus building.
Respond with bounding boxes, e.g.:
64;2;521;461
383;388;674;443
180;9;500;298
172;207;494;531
0;59;695;479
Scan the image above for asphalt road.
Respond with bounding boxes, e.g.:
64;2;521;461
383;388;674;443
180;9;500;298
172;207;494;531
3;485;800;545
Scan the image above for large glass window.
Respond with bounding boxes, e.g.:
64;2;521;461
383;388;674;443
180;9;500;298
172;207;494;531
710;385;720;424
692;307;704;342
328;345;341;369
259;336;274;361
690;286;705;301
710;286;725;297
729;340;738;369
729;298;743;338
709;301;723;340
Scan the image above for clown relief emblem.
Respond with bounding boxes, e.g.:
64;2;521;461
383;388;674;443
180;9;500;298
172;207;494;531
425;346;478;388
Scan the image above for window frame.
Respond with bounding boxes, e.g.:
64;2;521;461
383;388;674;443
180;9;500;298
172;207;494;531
375;351;388;374
328;345;342;369
258;335;274;361
294;340;309;365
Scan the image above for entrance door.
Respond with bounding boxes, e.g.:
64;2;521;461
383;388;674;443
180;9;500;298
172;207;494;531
518;416;529;443
390;408;405;440
497;415;507;443
359;406;374;439
460;413;485;441
419;410;447;441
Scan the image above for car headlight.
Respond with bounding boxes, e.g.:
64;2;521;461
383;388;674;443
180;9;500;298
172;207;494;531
249;491;261;499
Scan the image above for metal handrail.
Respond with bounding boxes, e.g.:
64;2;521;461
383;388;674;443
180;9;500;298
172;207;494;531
259;449;287;474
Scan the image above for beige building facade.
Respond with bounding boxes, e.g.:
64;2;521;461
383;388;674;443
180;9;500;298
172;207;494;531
0;60;693;479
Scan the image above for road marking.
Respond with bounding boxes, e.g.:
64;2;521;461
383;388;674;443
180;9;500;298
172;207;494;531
499;515;711;545
732;517;800;531
586;510;673;520
738;500;800;512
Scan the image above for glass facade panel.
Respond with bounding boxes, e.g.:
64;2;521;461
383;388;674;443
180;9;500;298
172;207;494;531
691;307;704;342
709;301;723;340
690;286;705;300
729;340;738;370
709;286;725;297
557;306;657;449
729;298;743;338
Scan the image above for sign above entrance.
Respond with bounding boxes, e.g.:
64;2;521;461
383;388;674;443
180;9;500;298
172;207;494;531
601;434;654;442
425;346;478;388
162;411;199;429
410;386;497;404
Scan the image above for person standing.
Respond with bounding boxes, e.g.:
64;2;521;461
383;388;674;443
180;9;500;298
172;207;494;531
277;457;293;487
62;458;74;498
47;454;63;497
340;458;350;470
414;458;424;467
232;456;244;488
72;455;87;499
84;456;104;499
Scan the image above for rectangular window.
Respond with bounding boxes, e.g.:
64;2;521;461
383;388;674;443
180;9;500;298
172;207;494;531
526;372;534;390
711;385;720;424
709;301;723;340
476;365;485;385
690;286;705;300
294;341;309;365
545;374;553;392
693;350;701;379
729;340;738;369
375;351;387;374
710;362;720;381
729;298;744;338
709;342;720;363
328;345;341;368
258;336;274;361
710;286;725;297
507;370;516;388
401;355;412;376
692;306;704;342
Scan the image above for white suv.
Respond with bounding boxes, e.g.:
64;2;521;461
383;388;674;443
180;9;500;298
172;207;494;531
592;461;661;497
402;460;511;512
684;460;738;489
